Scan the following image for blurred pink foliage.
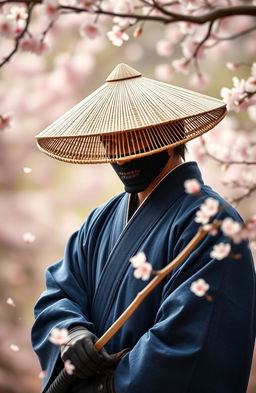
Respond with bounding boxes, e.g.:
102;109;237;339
0;0;255;392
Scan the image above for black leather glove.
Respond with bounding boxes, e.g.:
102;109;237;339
61;327;116;379
70;375;114;393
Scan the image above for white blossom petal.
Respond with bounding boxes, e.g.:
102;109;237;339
190;278;209;297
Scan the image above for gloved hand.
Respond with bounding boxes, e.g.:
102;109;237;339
70;375;113;393
61;326;116;379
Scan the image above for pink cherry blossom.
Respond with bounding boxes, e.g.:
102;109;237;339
22;232;36;243
6;297;16;307
190;278;209;297
172;58;189;75
226;62;238;70
245;76;256;94
64;359;75;375
33;39;50;55
220;73;256;112
189;73;210;90
164;25;183;44
195;198;219;224
133;261;152;281
112;0;135;26
79;23;101;39
154;64;173;81
130;251;152;281
10;344;20;352
202;224;218;236
195;208;211;225
130;251;147;268
76;0;94;8
0;112;14;131
38;370;47;379
43;0;59;18
7;6;28;21
20;36;50;55
114;0;135;14
210;242;231;260
178;21;195;35
0;15;16;38
184;179;201;194
201;198;219;217
221;217;242;237
15;19;26;35
113;15;136;29
107;25;129;47
156;39;173;57
48;327;69;345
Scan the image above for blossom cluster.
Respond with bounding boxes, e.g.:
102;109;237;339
184;177;256;259
221;63;256;112
0;6;28;39
130;251;152;281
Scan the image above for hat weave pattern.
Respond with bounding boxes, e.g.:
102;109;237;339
36;63;226;164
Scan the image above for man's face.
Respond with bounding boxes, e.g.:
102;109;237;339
101;133;147;162
101;134;170;193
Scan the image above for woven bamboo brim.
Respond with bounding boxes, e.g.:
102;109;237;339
36;63;227;164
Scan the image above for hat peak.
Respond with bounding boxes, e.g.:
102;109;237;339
106;63;142;82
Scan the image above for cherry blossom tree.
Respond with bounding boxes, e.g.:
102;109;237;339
0;0;255;204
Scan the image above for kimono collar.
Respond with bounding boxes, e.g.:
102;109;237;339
135;161;204;212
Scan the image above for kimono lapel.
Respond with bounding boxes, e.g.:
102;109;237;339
91;162;204;332
107;193;129;254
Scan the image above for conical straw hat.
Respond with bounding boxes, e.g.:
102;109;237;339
36;63;226;164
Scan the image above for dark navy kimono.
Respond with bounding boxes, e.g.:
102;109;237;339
32;162;256;393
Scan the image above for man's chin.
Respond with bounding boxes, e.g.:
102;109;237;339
124;183;148;194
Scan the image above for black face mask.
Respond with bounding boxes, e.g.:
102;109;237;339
111;150;170;193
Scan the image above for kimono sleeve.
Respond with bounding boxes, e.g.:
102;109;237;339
113;207;256;393
31;222;94;392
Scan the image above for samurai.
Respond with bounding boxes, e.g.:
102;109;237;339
32;63;256;393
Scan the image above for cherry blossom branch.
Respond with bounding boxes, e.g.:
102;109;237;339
214;25;256;42
94;225;211;350
200;137;256;166
229;185;256;204
45;223;215;393
50;4;256;25
0;1;256;24
190;20;215;66
199;138;256;204
0;2;34;67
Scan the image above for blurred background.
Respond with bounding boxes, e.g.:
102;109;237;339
0;5;255;392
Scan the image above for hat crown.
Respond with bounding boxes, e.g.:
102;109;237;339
106;63;142;82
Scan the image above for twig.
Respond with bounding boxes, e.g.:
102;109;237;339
200;138;256;166
0;2;34;67
229;184;256;204
94;225;209;350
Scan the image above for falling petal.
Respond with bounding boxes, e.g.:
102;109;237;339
22;232;36;243
10;344;20;352
6;297;16;307
38;370;47;379
23;167;32;174
64;359;75;375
